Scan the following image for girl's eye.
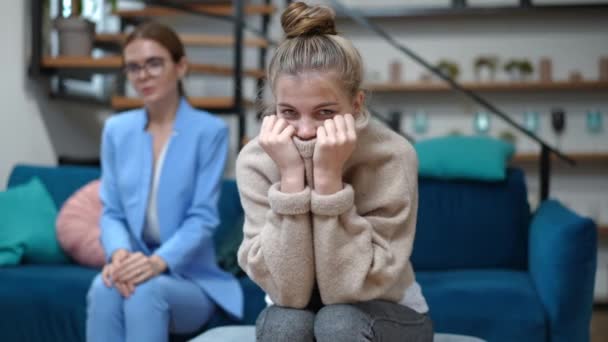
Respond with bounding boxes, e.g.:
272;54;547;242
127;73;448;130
281;109;297;117
319;109;335;117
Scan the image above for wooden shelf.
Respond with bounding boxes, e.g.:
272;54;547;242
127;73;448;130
96;33;270;48
599;226;608;239
111;96;253;111
335;4;608;20
41;56;265;78
512;153;608;164
114;4;276;18
364;81;608;93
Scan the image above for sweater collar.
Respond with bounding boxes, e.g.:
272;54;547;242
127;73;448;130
292;137;316;159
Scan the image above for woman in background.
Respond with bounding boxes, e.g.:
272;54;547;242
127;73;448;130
86;22;242;342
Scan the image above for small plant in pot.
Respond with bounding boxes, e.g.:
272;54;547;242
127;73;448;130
474;55;499;82
498;130;517;145
504;59;534;82
436;59;460;80
53;0;97;56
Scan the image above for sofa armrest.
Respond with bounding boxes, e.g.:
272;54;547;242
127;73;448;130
529;199;597;342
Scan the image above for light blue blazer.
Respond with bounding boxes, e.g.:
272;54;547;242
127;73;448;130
99;98;243;319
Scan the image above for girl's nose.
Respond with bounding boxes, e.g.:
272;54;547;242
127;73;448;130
297;123;317;140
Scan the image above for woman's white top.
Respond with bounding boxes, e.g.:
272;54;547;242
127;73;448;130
143;138;171;245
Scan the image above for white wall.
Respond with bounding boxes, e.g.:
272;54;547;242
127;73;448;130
0;1;108;190
0;1;55;189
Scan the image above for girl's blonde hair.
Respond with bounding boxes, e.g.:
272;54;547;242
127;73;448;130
265;1;368;119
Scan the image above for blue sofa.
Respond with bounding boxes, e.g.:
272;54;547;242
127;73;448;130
0;164;597;342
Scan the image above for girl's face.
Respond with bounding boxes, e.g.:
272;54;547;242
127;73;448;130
123;38;187;105
274;72;363;140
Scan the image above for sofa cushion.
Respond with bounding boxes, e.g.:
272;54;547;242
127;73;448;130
417;270;546;342
412;168;530;270
7;165;101;209
415;136;515;181
56;180;105;267
0;178;69;265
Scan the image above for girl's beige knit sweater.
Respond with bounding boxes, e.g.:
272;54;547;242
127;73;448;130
236;117;419;309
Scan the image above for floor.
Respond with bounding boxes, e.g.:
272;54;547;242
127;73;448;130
592;308;608;342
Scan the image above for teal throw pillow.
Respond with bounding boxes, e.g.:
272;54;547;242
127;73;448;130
414;135;515;181
0;178;69;265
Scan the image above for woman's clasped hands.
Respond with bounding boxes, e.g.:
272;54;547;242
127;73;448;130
101;249;167;297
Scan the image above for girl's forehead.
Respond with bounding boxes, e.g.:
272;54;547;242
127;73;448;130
275;72;344;102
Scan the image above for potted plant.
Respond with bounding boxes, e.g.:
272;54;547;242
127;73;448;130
498;130;517;145
436;59;460;80
53;0;97;56
474;55;499;82
504;59;534;82
447;129;464;136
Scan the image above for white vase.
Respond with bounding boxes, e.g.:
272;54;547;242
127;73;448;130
475;66;495;82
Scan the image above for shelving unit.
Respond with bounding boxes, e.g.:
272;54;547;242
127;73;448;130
365;81;608;93
335;2;608;20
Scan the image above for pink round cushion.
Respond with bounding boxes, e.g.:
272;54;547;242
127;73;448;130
56;180;105;267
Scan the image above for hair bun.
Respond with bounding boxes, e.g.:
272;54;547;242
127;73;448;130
281;2;337;39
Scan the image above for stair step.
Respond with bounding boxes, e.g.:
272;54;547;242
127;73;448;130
96;33;270;48
114;4;276;18
41;56;265;78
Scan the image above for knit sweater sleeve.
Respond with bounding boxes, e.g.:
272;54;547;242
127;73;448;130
311;140;419;304
236;141;315;308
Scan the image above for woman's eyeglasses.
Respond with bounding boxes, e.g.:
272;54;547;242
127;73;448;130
123;57;166;78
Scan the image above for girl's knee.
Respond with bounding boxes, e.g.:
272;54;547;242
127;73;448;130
256;306;314;342
314;304;368;341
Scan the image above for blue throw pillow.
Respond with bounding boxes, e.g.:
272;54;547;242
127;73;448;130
414;135;515;181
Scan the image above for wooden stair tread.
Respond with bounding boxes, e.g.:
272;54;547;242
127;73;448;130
114;4;276;18
96;33;269;48
41;56;265;78
42;55;123;68
111;96;253;110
